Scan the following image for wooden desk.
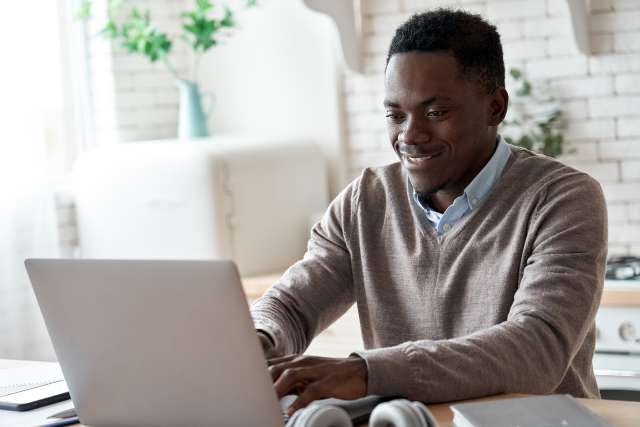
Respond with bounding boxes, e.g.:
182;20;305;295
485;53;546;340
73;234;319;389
2;360;639;426
600;286;640;307
38;395;640;427
242;272;283;299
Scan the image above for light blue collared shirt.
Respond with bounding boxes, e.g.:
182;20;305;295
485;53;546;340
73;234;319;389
413;136;512;234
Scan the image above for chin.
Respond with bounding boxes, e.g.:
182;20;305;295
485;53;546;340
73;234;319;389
409;172;449;195
411;178;447;197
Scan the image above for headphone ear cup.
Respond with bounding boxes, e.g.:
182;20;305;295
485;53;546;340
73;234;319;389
369;399;429;427
287;403;352;427
409;401;437;427
286;408;304;427
369;399;436;427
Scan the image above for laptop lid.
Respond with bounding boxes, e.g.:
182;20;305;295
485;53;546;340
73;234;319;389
25;259;283;427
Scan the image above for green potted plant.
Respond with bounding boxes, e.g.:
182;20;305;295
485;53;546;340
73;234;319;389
501;68;566;158
78;0;258;139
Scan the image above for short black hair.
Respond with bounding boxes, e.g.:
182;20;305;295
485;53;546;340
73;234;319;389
387;9;505;93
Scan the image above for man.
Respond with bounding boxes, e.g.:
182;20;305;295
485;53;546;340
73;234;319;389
251;9;607;416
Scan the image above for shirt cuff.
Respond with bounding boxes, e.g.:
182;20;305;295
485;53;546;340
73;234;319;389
351;342;415;397
252;318;291;357
257;329;276;346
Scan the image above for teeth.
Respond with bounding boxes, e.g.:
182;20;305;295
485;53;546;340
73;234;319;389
407;155;433;161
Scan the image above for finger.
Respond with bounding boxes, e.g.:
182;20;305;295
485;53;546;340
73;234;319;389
269;356;319;382
269;359;305;382
274;366;320;398
266;354;299;366
268;354;331;366
286;380;331;415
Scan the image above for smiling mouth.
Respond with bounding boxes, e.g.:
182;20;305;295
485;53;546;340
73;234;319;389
403;152;443;164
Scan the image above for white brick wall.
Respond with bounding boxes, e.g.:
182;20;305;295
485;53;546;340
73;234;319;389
345;0;640;255
486;0;546;21
549;76;614;98
590;11;640;32
565;119;616;140
88;0;189;144
618;118;640;137
598;138;640;159
616;74;640;94
83;0;640;256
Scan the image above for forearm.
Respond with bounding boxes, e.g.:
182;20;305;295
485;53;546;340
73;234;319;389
354;312;583;403
251;254;356;354
252;238;358;357
251;286;313;356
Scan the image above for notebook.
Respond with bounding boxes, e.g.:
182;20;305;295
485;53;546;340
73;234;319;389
451;394;612;427
0;362;70;411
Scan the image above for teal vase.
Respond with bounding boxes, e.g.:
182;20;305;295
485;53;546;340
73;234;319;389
176;79;212;139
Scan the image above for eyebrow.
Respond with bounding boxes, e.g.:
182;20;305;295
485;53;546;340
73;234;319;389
383;96;453;108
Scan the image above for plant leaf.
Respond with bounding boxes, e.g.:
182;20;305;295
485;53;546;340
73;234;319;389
76;0;91;20
100;20;119;38
221;7;234;27
516;80;531;96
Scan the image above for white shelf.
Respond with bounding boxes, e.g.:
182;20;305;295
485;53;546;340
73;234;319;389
302;0;363;72
567;0;590;55
302;0;591;76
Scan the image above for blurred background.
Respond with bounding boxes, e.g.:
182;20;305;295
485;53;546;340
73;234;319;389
1;1;639;394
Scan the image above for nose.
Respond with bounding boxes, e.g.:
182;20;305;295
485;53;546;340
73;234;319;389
398;115;431;145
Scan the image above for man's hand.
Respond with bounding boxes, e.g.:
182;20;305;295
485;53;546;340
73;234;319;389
267;354;368;415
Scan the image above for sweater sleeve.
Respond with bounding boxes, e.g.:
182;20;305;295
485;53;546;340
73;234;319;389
250;178;360;356
353;172;608;402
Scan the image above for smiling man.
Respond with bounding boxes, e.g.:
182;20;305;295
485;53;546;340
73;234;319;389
251;9;607;415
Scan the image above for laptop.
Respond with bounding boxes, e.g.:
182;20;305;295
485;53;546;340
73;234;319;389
25;259;285;427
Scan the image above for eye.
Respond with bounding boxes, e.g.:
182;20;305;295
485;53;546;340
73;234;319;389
385;111;405;123
425;110;448;118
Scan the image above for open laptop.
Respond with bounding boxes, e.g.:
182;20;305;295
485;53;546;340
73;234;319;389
25;259;285;427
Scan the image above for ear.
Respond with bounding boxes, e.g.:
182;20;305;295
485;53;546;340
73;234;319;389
487;87;508;126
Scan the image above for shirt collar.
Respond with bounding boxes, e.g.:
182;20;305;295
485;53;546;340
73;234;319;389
463;135;511;211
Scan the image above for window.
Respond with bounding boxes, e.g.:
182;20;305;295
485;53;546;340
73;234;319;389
0;0;86;360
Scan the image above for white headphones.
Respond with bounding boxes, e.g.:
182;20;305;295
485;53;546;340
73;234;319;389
286;403;352;427
369;399;437;427
285;398;437;427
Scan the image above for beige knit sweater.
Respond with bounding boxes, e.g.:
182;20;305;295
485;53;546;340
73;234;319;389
251;146;608;402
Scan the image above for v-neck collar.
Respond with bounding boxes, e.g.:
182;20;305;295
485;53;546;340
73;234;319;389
405;144;519;242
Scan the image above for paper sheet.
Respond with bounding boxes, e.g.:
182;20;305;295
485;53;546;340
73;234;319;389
0;363;64;397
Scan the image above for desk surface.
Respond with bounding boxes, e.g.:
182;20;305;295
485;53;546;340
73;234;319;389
38;395;640;427
3;359;639;427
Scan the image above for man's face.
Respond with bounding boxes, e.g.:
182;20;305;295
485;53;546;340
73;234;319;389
384;51;503;201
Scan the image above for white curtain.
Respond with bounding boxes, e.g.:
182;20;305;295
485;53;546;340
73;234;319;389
0;2;68;361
